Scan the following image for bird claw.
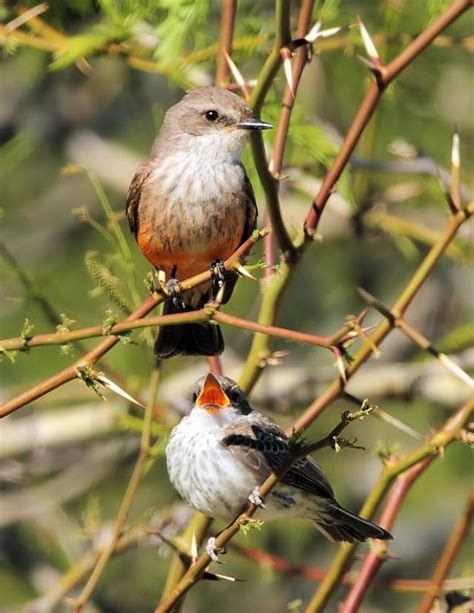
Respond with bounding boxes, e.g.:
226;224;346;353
248;487;266;509
211;260;226;288
206;537;223;563
165;278;185;309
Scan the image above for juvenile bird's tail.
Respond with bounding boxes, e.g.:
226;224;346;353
154;302;224;359
314;502;392;543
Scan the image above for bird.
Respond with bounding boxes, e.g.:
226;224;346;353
126;87;272;358
166;373;393;545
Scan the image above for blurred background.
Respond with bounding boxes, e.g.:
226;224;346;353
0;1;473;611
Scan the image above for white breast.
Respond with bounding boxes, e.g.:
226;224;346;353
166;410;258;521
152;134;246;207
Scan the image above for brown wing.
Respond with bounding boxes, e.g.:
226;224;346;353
126;162;151;238
222;416;334;500
240;169;258;244
220;168;257;304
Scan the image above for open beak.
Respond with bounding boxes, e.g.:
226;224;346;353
196;373;231;411
236;117;273;131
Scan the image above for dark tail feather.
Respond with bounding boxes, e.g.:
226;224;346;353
154;302;224;359
314;503;393;543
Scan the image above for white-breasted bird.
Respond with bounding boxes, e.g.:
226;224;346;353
166;373;392;544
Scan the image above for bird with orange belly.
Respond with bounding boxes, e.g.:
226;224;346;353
126;87;272;358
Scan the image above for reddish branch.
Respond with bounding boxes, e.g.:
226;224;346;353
263;0;315;269
0;231;265;418
215;0;238;85
418;492;474;613
291;205;473;434
233;543;472;594
304;0;472;233
155;3;473;609
307;398;474;612
340;459;432;612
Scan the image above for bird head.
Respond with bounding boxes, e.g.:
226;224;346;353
193;373;253;415
160;87;272;159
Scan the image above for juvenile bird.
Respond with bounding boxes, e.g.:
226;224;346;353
166;373;392;544
126;87;271;358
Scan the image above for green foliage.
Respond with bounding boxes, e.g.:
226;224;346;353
153;0;210;65
438;322;474;353
0;133;37;183
85;250;132;314
51;23;129;70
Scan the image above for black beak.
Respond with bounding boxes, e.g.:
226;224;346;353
236;117;273;131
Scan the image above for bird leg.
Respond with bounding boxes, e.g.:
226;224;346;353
205;536;224;563
210;259;226;288
248;487;266;509
165;278;185;309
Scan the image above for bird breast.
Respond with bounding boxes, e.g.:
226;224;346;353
166;412;258;521
138;149;248;278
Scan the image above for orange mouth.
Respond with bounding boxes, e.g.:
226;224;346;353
196;373;230;411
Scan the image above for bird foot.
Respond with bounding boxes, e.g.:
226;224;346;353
206;537;224;563
248;487;266;509
211;260;226;288
165;278;185;309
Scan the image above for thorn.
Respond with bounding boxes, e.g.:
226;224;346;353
304;21;321;43
191;530;198;563
450;127;462;212
209;572;239;582
235;264;257;281
358;16;380;64
356;53;378;71
214;282;226;305
280;48;295;99
373;407;425;440
224;51;250;101
95;373;145;408
332;347;347;384
434;165;458;214
157;269;166;285
438;352;474;390
305;22;342;43
451;128;460;169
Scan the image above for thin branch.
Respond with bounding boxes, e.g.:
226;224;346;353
232;543;474;593
155;408;367;612
160;514;214;603
0;301;336;354
239;1;472;394
215;0;238;85
249;0;298;261
0;230;266;418
305;398;474;612
304;0;472;232
262;0;314;277
340;459;432;612
417;492;474;613
357;287;474;390
69;367;160;612
291;204;473;434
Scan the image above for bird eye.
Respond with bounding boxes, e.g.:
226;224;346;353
204;110;219;122
228;389;240;403
191;391;198;403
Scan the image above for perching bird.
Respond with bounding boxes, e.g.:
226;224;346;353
166;373;393;544
126;87;271;358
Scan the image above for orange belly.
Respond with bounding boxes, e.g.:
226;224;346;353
137;218;243;280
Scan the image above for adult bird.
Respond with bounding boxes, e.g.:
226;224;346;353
126;87;271;358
